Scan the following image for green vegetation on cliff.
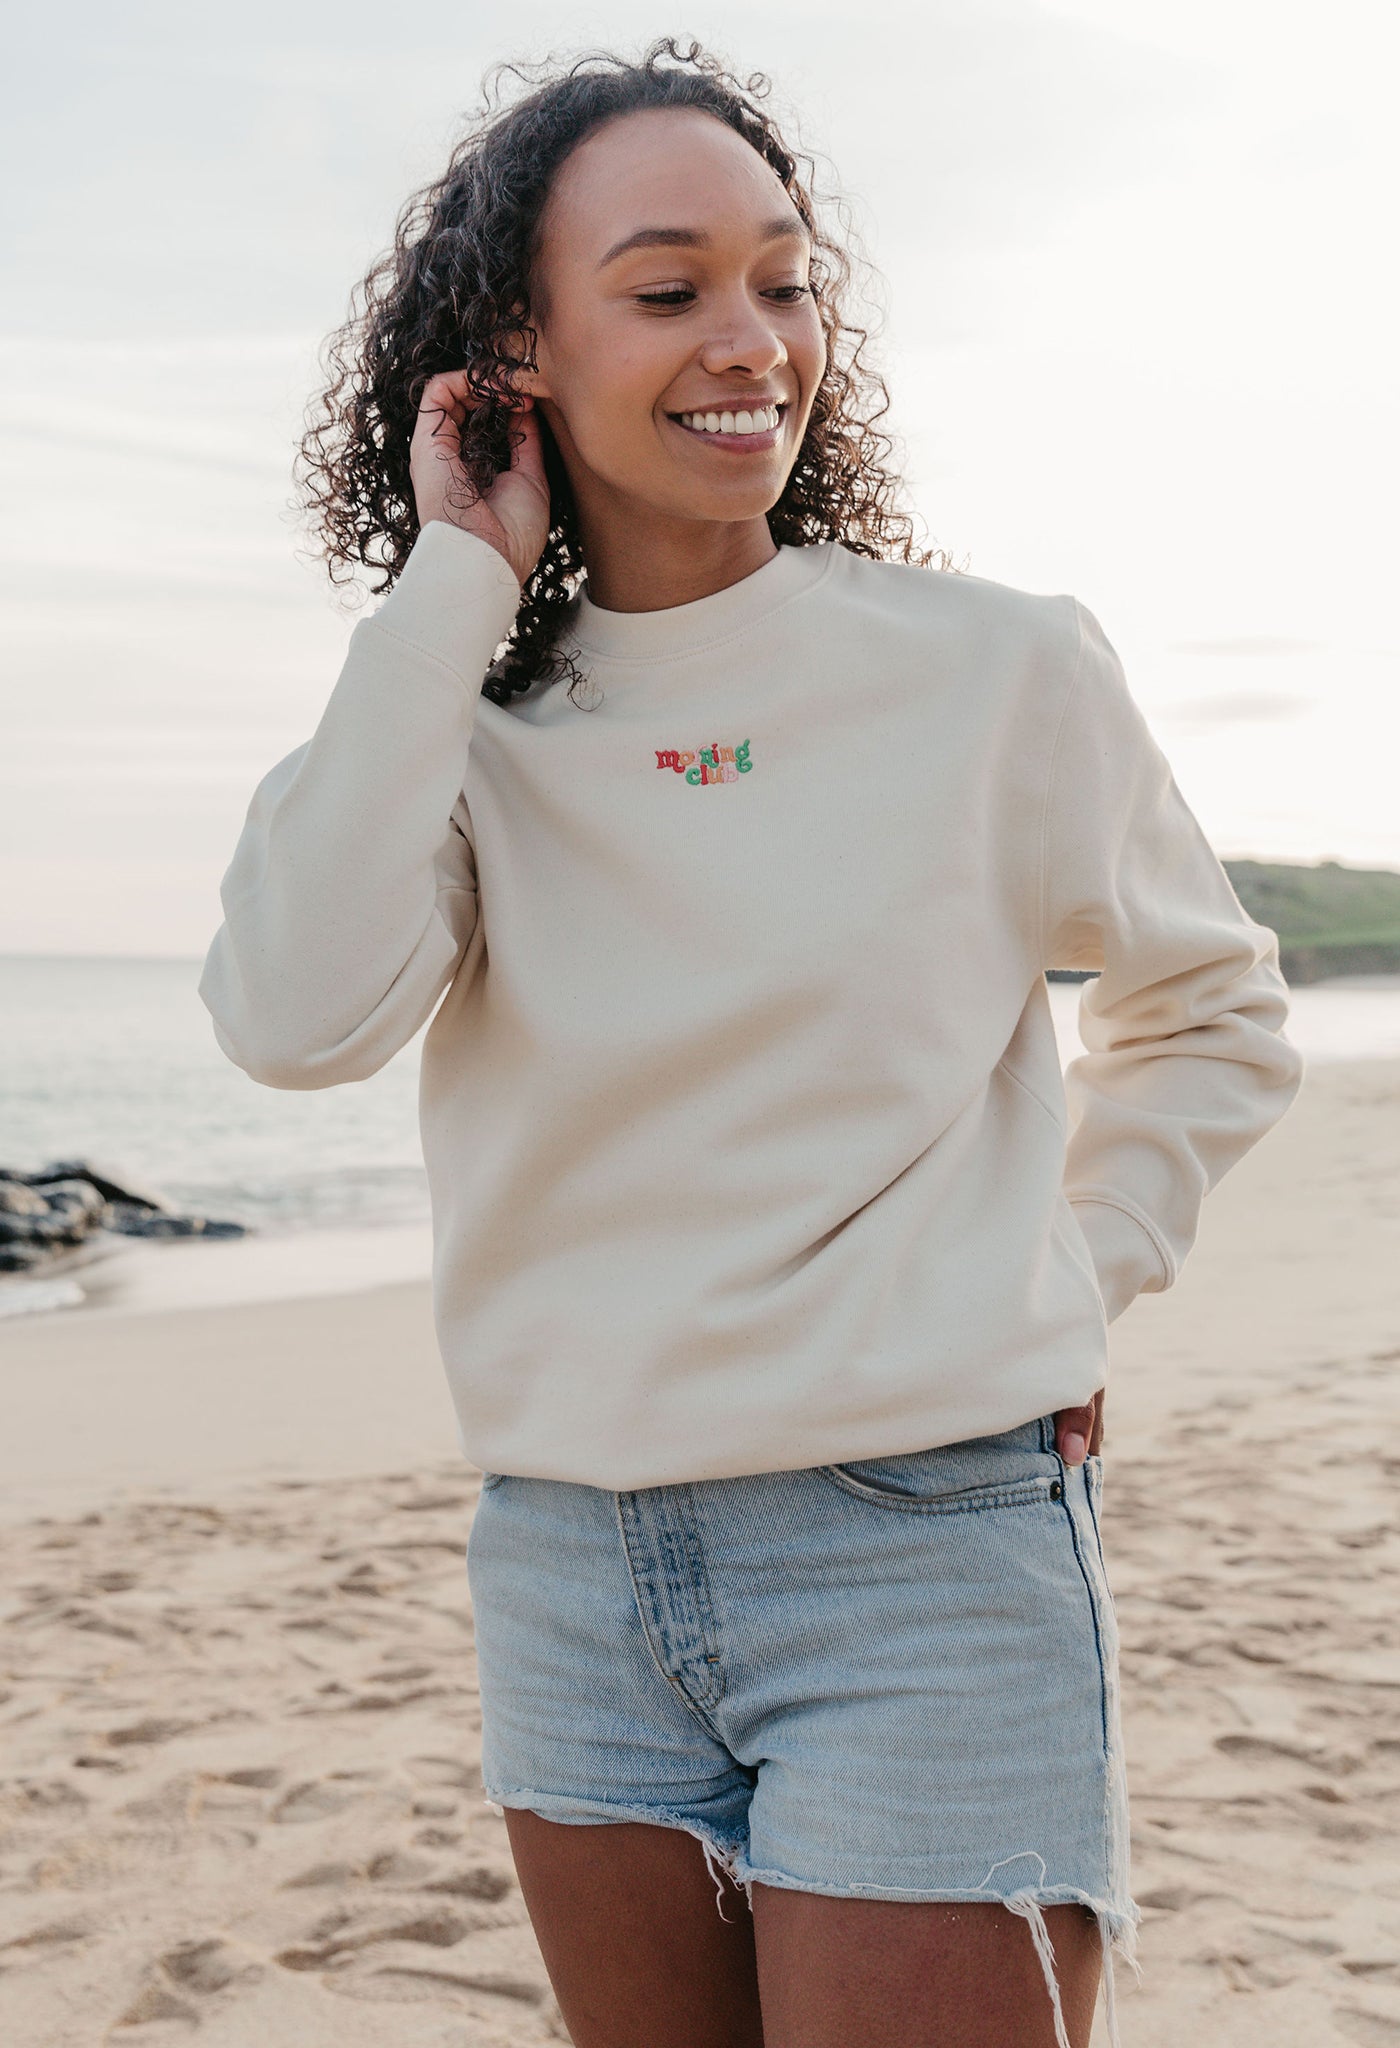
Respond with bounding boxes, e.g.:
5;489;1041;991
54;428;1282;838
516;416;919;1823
1047;860;1400;986
1225;859;1400;983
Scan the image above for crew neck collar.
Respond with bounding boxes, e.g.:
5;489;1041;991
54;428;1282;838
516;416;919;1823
565;540;836;663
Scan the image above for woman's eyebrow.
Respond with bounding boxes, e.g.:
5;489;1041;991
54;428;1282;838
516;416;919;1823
596;217;811;269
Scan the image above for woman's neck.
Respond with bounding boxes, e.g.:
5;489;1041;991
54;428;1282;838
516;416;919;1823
574;513;778;614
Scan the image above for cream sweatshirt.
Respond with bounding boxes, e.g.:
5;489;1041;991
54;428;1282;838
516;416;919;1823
198;518;1306;1487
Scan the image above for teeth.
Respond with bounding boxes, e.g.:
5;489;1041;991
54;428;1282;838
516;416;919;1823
678;404;781;436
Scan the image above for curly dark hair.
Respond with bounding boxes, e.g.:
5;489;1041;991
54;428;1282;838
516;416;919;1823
292;34;956;708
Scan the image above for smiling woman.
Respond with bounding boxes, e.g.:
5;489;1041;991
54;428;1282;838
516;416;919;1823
198;29;1307;2048
293;35;944;709
482;101;831;618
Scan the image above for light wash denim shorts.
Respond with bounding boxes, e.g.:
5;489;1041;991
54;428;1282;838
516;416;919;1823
466;1408;1142;2048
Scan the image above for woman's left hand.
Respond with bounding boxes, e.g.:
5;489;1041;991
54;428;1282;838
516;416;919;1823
1054;1387;1105;1465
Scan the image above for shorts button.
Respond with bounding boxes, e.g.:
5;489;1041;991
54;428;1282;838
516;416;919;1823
1049;1479;1064;1500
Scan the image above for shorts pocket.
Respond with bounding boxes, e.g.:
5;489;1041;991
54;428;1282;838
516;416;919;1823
818;1421;1063;1514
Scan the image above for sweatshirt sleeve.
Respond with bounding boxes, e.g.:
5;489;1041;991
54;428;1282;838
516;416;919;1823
1041;597;1306;1323
197;519;523;1089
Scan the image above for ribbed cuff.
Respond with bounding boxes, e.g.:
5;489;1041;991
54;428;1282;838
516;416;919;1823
367;519;523;682
1070;1196;1172;1324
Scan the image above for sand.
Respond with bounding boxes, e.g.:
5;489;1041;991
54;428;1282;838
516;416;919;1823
2;1055;1399;2046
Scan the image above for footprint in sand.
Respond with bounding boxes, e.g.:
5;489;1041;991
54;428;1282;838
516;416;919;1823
102;1715;200;1749
1247;1921;1345;1958
274;1900;477;1968
0;1777;89;1825
116;1768;268;1828
405;1752;481;1793
115;1936;265;2029
331;1963;548;2008
1214;1732;1330;1764
0;1913;97;1969
29;1828;200;1890
1333;2009;1400;2045
421;1863;516;1902
269;1775;384;1824
280;1849;516;1902
1135;1884;1231;1912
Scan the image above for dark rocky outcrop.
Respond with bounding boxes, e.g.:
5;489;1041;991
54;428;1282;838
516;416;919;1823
0;1161;248;1276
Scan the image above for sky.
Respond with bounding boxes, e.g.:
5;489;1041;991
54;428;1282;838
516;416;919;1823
1;0;1394;957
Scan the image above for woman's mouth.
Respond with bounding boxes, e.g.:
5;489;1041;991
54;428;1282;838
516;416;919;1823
666;401;788;452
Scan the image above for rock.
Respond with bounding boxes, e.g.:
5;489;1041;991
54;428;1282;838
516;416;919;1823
0;1158;248;1276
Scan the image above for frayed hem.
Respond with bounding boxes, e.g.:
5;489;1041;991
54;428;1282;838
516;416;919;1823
483;1794;1143;2035
481;1785;753;1922
980;1853;1143;2048
731;1848;1142;2048
1091;1893;1144;2048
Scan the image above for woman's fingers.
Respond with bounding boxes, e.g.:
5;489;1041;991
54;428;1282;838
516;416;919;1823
1056;1406;1092;1465
1054;1387;1106;1464
408;370;550;584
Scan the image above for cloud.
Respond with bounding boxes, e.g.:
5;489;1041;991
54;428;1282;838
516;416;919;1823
1158;691;1313;727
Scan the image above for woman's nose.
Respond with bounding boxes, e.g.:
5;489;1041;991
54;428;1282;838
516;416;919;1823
700;320;786;376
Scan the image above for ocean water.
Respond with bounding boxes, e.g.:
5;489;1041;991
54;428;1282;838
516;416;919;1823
0;955;429;1238
2;954;1396;1319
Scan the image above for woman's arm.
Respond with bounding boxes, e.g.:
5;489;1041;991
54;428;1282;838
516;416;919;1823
1041;597;1306;1322
197;519;522;1088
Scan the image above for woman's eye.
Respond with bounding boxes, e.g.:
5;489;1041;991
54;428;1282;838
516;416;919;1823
633;284;813;309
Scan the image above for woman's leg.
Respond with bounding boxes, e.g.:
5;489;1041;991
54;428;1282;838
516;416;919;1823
504;1808;766;2048
503;1808;1102;2047
751;1886;1104;2048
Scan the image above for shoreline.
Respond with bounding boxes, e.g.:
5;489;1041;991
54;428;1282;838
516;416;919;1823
4;985;1397;1335
0;1220;434;1326
5;1054;1398;1525
4;1047;1399;1333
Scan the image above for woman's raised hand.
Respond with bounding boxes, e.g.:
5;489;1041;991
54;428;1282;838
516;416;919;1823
409;369;551;589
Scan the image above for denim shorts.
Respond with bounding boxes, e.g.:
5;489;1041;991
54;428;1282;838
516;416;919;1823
466;1408;1142;2048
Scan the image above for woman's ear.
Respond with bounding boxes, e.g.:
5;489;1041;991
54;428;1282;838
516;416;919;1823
514;361;550;401
503;304;552;402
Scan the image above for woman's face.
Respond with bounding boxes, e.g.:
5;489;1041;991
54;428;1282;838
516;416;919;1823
516;106;827;540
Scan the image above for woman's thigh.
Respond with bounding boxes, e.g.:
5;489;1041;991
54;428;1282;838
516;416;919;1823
503;1808;764;2048
751;1884;1103;2048
501;1812;1102;2048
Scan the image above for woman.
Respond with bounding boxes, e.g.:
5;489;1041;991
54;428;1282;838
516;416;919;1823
199;37;1305;2048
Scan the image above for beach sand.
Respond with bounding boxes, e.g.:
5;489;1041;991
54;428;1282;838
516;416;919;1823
2;1054;1398;2045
